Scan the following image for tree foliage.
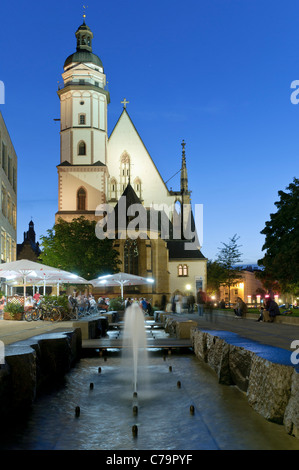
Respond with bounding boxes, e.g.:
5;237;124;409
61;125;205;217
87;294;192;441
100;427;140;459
258;177;299;294
39;217;121;280
216;234;243;303
206;260;226;296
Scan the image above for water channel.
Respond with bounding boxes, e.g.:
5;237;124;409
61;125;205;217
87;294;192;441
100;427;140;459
1;317;299;451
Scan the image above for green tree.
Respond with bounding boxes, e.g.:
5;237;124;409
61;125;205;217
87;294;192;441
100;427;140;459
216;234;243;305
39;217;121;280
258;177;299;296
206;260;226;297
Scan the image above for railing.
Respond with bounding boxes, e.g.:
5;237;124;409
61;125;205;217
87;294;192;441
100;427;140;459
58;80;107;90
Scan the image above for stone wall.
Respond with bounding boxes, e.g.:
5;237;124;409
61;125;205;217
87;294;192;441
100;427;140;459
0;328;82;421
190;328;299;439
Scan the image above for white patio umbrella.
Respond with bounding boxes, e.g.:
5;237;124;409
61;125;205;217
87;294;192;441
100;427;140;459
0;259;89;300
90;272;155;298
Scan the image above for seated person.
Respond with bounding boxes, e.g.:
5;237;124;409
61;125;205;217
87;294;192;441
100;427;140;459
234;297;248;317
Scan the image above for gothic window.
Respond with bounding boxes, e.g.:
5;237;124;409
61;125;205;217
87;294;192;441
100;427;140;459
78;141;86;155
110;178;117;200
77;187;86;211
79;114;86;125
134;178;142;198
120;152;130;187
178;264;188;277
124;239;139;275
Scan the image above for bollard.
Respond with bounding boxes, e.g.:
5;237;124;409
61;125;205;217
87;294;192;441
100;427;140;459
169;366;172;372
190;405;195;415
98;367;102;373
90;383;94;390
132;425;138;437
75;406;80;417
177;381;181;388
133;391;138;398
133;405;138;416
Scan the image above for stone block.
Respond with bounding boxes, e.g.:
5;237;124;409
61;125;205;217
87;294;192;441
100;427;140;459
176;320;197;339
284;370;299;437
229;345;253;392
247;355;293;424
206;334;232;385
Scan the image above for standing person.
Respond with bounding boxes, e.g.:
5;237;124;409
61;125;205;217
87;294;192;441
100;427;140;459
197;289;206;316
188;293;195;313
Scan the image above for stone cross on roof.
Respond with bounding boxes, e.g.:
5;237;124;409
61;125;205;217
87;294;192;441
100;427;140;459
121;98;130;109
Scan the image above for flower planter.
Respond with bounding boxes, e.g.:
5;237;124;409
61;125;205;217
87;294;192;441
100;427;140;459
3;311;24;321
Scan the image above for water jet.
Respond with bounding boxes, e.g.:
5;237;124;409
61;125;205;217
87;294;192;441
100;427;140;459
122;303;149;394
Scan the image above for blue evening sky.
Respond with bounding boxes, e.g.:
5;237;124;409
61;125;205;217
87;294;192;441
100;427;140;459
0;0;298;264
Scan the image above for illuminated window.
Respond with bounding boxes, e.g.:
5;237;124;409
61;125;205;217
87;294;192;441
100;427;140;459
178;264;188;277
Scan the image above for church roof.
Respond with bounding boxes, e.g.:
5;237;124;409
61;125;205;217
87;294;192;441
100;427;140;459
57;160;106;167
167;240;206;260
64;51;103;69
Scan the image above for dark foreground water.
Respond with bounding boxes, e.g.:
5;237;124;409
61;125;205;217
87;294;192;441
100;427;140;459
1;346;299;451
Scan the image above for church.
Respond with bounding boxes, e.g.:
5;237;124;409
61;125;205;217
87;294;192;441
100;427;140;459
55;17;207;304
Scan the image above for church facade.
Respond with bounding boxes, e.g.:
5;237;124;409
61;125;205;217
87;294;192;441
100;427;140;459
55;19;207;304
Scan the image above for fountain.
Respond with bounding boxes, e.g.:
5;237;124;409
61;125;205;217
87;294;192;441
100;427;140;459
121;302;149;394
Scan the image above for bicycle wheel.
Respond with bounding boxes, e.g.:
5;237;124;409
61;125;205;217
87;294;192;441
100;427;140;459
24;308;33;321
31;308;41;321
51;307;62;322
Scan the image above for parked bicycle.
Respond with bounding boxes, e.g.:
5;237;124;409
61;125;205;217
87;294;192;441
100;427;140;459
24;300;62;322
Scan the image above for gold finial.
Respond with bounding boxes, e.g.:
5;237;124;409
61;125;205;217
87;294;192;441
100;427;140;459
121;98;130;109
83;5;88;22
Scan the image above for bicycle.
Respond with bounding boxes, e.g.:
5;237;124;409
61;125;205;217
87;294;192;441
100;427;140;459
32;301;62;322
24;302;40;321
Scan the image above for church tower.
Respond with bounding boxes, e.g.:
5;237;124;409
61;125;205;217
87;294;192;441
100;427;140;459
56;16;110;222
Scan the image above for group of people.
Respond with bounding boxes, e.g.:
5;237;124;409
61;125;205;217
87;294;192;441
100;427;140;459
170;289;208;316
124;297;153;315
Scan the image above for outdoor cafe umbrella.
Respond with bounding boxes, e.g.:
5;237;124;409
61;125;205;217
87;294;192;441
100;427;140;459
90;272;155;299
0;259;89;300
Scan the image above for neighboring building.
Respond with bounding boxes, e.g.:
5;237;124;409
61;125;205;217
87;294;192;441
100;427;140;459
219;268;265;305
0;112;17;263
17;220;41;261
55;18;207;303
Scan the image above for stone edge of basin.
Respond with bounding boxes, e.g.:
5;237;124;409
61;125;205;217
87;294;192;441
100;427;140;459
190;327;299;440
0;328;82;421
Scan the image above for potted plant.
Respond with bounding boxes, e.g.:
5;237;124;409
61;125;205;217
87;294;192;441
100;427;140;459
3;302;24;321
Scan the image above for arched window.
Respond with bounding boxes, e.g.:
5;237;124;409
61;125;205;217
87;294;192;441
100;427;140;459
110;178;117;200
78;141;86;155
124;239;139;275
77;187;86;211
178;264;188;277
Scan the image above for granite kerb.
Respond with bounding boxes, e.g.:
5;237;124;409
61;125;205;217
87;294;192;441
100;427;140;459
190;327;299;439
0;328;82;420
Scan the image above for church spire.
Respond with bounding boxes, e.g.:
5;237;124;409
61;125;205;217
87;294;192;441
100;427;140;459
180;139;188;194
75;11;93;53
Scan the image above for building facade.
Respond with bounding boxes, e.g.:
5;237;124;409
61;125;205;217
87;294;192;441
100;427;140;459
55;19;207;303
0;112;17;264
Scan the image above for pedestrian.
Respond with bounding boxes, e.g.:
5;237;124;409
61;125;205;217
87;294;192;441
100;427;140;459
196;289;206;316
187;293;195;313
